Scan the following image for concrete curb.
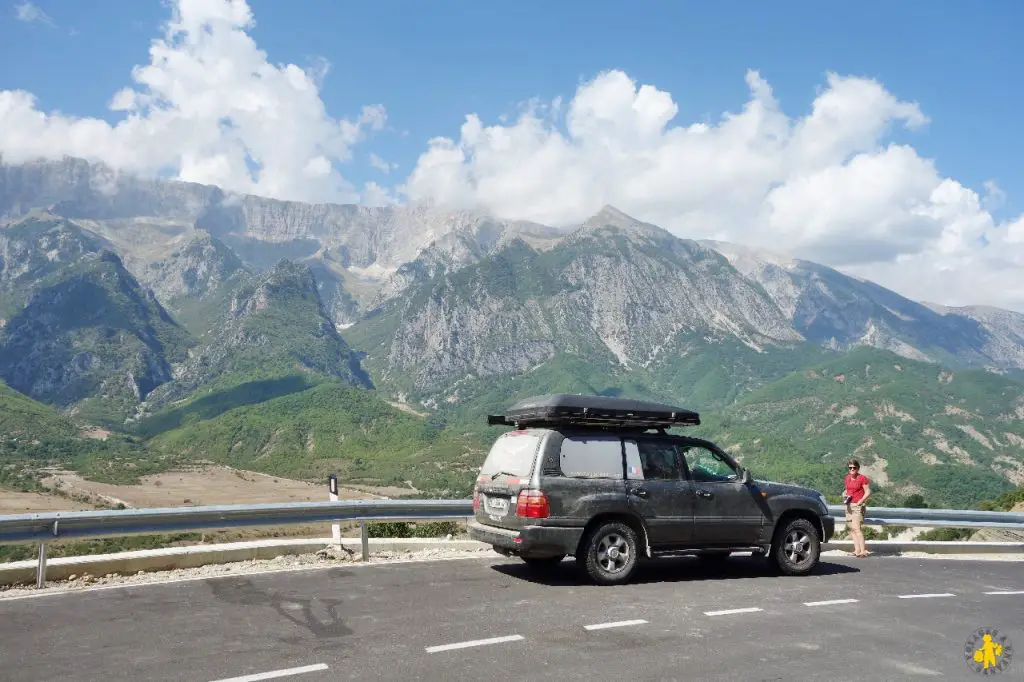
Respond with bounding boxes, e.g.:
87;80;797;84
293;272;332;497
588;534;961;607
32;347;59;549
0;537;490;586
822;540;1024;555
2;537;1022;586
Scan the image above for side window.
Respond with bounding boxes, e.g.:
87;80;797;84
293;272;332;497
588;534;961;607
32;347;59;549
559;435;623;479
624;439;683;480
681;445;738;483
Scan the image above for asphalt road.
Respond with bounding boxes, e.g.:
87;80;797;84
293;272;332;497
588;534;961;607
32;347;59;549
1;553;1022;681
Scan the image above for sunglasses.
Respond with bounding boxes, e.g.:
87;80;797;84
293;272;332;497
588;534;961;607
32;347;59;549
848;466;858;470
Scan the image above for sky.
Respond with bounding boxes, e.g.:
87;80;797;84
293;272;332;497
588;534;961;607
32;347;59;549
1;0;1023;312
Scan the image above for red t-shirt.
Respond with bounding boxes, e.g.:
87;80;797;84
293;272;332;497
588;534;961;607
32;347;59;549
845;473;870;504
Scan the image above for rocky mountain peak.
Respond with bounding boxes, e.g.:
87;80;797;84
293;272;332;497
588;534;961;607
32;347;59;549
140;230;247;306
577;205;674;243
229;259;322;319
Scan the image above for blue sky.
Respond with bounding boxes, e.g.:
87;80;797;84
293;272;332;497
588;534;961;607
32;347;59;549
2;0;1023;310
2;0;1020;217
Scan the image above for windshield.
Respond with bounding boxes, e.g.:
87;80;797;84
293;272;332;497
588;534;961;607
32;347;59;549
479;431;544;478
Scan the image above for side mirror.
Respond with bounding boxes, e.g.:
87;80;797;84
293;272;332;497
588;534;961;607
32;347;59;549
739;468;752;485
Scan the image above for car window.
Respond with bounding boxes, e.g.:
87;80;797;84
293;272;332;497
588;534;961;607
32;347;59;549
680;444;738;483
480;431;544;478
559;435;623;479
624;439;683;480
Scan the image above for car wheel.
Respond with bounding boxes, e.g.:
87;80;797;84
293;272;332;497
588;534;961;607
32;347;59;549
771;518;820;576
581;521;638;585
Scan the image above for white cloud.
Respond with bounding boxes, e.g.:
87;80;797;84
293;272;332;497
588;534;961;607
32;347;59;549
14;1;54;25
2;0;1022;312
368;153;396;174
0;0;385;204
401;69;1024;312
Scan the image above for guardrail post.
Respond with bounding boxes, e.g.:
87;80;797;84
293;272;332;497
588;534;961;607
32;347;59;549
360;521;369;562
328;474;341;548
36;543;47;589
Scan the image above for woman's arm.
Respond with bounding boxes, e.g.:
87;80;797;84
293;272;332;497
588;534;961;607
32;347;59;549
860;483;872;505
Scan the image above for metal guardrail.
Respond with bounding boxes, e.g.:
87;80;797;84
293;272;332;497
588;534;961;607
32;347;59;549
0;499;472;544
826;505;1024;529
1;500;1021;589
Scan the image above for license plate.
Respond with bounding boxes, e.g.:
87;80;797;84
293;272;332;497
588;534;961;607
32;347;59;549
487;497;508;512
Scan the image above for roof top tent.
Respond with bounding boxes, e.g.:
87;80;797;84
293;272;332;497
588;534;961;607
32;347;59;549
487;393;700;431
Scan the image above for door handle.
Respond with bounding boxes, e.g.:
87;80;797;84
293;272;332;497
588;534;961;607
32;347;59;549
629;487;649;498
696;489;713;499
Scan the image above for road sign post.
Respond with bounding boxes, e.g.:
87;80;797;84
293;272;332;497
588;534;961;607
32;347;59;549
328;474;341;548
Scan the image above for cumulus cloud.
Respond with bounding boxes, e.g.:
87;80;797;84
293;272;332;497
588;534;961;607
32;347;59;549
401;69;1024;312
1;0;1021;311
0;0;385;204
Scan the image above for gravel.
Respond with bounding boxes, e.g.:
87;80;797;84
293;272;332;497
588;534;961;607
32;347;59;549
0;545;495;599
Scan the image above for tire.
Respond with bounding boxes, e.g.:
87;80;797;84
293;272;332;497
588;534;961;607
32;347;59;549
580;521;639;585
770;517;820;576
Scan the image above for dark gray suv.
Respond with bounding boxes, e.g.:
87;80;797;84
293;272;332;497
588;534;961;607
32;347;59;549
467;394;835;585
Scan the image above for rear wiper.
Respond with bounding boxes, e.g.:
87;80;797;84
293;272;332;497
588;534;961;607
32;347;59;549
489;470;519;481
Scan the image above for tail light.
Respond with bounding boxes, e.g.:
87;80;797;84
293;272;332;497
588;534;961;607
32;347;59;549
516;490;550;518
472;488;480;512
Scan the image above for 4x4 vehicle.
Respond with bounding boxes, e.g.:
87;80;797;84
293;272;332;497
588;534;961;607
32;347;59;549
467;394;834;585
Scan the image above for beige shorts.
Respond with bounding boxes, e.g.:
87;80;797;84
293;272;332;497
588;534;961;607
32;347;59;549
845;503;865;529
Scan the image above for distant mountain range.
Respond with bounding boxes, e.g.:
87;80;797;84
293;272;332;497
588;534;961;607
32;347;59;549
1;156;1022;506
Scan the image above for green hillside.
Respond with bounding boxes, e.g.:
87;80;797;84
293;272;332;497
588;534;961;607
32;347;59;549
692;346;1024;508
146;381;485;496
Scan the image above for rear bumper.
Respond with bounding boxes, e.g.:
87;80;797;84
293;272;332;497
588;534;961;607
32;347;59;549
822;514;835;543
467;520;584;558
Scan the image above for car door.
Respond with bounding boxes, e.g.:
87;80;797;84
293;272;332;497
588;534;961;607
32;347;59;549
679;441;766;545
622;437;694;548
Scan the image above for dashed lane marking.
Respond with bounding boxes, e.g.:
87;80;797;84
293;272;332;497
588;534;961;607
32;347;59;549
584;619;648;631
897;593;956;599
984;590;1024;595
425;634;525;653
704;607;764;617
208;663;329;682
803;599;859;607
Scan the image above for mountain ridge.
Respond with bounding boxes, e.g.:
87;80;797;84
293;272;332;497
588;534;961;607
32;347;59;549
0;155;1022;505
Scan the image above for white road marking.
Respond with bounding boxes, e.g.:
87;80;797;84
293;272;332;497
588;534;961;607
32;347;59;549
897;593;956;599
584;619;648;631
425;634;524;653
803;598;859;607
984;590;1024;595
209;663;329;682
704;607;763;616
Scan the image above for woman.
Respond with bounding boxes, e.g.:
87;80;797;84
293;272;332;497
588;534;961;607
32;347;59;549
843;459;872;557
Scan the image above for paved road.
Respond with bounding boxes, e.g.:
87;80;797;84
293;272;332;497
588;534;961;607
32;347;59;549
1;553;1021;681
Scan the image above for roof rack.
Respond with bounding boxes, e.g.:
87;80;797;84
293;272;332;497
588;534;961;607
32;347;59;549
487;393;700;429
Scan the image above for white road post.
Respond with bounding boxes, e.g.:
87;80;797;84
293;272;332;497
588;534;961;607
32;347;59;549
328;474;341;548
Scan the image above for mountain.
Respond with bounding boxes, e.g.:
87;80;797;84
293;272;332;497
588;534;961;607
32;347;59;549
0;217;193;425
1;157;563;323
922;303;1024;375
349;208;803;402
138;259;371;418
691;346;1024;508
704;240;1000;369
1;156;1023;506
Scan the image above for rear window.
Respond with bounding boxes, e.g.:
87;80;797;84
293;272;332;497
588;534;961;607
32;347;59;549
479;431;544;478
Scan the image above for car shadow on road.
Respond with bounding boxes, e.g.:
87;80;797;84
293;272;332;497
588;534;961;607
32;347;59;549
489;555;860;587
